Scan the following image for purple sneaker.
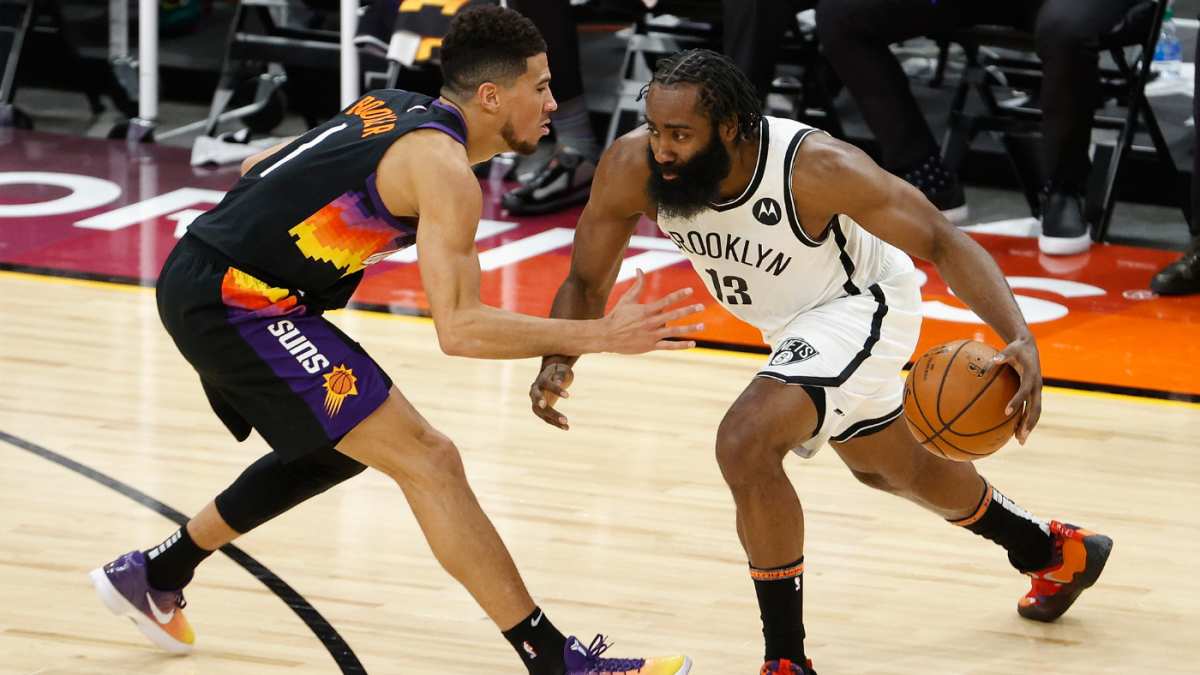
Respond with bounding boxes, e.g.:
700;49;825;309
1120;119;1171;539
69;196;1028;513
564;634;691;675
89;550;194;653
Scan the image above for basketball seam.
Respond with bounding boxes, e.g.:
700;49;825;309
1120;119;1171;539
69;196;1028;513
946;407;1020;437
904;353;939;444
933;341;976;430
909;341;968;445
929;352;1004;442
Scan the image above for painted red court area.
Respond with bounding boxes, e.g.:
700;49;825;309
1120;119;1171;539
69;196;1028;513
2;130;1197;398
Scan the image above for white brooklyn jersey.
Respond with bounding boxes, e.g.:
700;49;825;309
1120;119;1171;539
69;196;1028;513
656;116;914;343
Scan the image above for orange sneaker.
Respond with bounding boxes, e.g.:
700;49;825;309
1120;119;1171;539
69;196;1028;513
1018;521;1112;622
761;658;815;674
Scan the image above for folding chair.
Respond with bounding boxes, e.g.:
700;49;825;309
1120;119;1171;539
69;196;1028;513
587;0;721;147
186;0;346;138
768;3;844;138
937;0;1191;242
0;0;33;128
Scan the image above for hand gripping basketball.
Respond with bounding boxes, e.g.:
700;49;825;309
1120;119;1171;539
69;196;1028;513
903;339;1040;460
601;269;706;354
992;335;1043;444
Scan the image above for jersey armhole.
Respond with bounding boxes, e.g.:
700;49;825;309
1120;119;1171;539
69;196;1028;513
783;128;830;248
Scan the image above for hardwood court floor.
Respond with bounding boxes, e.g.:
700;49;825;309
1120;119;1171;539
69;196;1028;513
1;270;1198;675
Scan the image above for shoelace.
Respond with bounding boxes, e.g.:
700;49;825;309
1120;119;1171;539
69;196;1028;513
572;635;646;674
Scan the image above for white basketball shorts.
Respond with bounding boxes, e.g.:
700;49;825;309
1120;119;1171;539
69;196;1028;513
756;267;924;456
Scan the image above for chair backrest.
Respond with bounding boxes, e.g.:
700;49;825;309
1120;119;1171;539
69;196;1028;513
1101;0;1165;51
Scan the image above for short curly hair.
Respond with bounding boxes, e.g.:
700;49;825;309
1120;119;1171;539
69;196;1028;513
644;49;763;139
440;5;547;97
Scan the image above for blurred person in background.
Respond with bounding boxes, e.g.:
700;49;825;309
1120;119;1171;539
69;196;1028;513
1149;7;1200;297
503;0;812;216
817;0;1141;256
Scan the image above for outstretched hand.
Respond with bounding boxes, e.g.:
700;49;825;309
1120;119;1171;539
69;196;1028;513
530;362;573;430
602;269;706;354
992;335;1042;444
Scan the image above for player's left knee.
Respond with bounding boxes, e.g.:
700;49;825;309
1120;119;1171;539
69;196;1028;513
715;423;788;490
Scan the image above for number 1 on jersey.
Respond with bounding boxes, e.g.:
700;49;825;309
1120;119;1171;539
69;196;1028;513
704;268;753;306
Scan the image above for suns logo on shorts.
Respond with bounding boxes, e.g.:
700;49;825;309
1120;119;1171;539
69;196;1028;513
770;338;819;366
323;365;359;417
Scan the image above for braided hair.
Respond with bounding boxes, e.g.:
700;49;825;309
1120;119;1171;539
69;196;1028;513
641;49;763;139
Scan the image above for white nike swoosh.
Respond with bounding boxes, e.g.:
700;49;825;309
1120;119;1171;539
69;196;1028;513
531;611;543;627
145;593;176;624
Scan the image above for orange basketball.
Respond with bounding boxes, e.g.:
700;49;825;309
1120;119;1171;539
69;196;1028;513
328;370;355;396
903;339;1021;461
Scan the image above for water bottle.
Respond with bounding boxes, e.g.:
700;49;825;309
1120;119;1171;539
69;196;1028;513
1154;8;1183;78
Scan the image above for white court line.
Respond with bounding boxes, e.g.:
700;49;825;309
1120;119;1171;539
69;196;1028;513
628;235;681;252
389;225;685;275
617;251;688;282
75;188;226;231
385;219;519;264
478;227;576;271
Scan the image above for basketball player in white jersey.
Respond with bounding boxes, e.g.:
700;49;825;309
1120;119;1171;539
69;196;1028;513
528;50;1112;675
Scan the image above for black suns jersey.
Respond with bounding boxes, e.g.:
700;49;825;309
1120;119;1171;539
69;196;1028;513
186;89;467;306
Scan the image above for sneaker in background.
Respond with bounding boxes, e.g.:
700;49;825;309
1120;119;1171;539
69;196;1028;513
501;145;596;216
1039;185;1092;256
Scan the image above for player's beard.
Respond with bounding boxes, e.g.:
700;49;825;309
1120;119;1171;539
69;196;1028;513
644;128;732;221
501;120;539;156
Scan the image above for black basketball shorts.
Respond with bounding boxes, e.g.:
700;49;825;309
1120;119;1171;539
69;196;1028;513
156;236;393;462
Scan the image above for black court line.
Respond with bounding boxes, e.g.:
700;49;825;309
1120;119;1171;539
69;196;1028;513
0;429;367;675
3;263;1199;404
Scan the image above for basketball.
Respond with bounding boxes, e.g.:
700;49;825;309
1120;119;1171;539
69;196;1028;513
903;340;1021;461
327;369;355;396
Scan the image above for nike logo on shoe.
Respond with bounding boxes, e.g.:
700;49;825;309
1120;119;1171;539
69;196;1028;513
145;593;176;624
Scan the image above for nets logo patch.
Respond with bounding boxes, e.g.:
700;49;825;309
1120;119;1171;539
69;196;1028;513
770;338;818;366
753;198;782;225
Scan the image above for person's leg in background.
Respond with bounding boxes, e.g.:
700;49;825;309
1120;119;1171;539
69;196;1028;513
723;0;795;99
1034;0;1139;255
502;0;598;216
817;0;1035;222
1150;7;1200;294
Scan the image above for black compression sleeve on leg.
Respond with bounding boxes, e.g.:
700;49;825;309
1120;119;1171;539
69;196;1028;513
214;447;367;534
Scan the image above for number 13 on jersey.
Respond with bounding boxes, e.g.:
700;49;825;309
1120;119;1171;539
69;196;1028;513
704;268;753;305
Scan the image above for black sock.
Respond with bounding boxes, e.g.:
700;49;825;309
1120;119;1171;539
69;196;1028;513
502;607;568;675
144;526;214;591
751;557;806;664
951;479;1053;572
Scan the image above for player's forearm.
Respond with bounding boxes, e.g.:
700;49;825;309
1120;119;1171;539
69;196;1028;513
434;303;608;360
540;275;612;368
932;232;1033;345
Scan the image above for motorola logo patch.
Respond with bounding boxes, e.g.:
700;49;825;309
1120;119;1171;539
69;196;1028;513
753;198;782;225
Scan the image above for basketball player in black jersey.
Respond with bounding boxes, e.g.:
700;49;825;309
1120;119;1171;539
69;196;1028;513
529;50;1112;674
90;7;698;675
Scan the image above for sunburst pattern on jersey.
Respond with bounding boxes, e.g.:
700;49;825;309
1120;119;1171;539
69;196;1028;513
290;190;398;276
220;267;298;316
